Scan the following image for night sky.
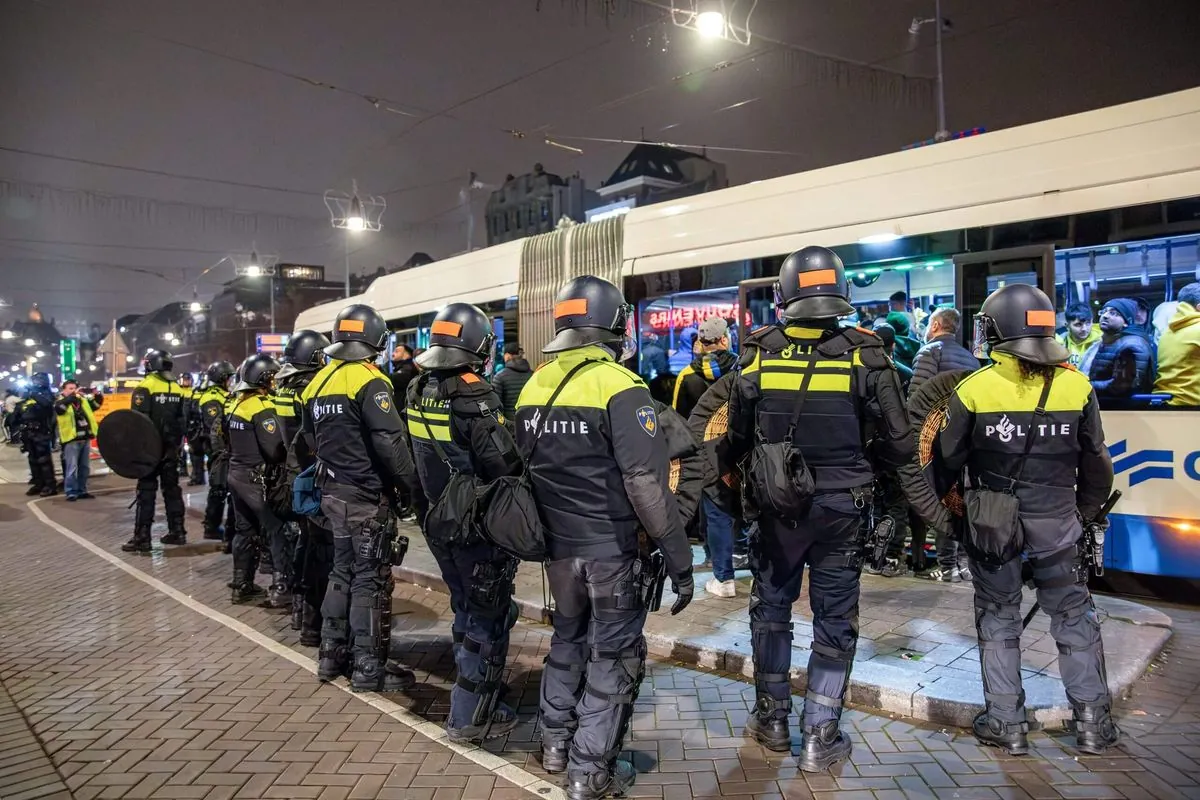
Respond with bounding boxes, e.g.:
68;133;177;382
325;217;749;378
2;0;1198;335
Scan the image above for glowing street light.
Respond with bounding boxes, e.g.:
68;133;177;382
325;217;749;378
325;180;385;299
0;330;12;340
34;350;45;358
345;196;366;231
190;301;203;312
24;338;35;347
695;1;725;37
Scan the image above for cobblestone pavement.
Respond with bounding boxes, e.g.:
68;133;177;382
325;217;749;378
0;477;1198;799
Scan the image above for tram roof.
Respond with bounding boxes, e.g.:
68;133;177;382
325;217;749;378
294;86;1200;334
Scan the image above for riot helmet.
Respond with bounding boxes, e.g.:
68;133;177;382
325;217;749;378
205;360;236;388
972;283;1069;366
30;372;51;390
543;275;635;358
414;303;495;372
231;354;280;392
143;349;174;378
278;329;331;379
178;373;194;388
774;246;855;321
325;304;388;362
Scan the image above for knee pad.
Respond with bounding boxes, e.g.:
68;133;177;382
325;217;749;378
1031;546;1087;591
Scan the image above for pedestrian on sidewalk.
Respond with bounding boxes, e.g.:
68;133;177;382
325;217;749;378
938;283;1120;756
408;304;524;744
719;247;912;772
301;303;418;694
123;350;187;553
54;380;101;501
516;276;694;800
18;373;57;497
490;341;532;420
226;354;288;605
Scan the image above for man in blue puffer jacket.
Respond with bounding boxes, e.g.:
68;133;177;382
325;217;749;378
909;308;980;396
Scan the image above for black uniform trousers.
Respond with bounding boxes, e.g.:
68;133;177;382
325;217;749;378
427;537;516;730
203;454;235;538
189;438;207;481
970;540;1109;725
228;469;285;586
292;519;334;635
136;449;186;532
750;492;863;730
541;556;647;779
319;485;395;668
25;431;55;492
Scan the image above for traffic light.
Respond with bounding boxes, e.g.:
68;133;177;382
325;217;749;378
60;338;77;378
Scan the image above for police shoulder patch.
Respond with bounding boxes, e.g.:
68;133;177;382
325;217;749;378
635;405;657;437
373;391;392;413
262;417;277;434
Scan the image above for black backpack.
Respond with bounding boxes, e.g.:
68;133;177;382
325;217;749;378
478;360;597;561
409;374;483;549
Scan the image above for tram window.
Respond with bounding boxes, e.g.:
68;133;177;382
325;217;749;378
636;288;742;379
1055;234;1200;409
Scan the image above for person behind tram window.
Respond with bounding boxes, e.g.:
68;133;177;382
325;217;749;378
883;311;921;370
301;303;417;693
939;283;1119;756
491;341;533;420
225;355;288;604
1057;303;1101;369
888;290;916;333
389;343;418;404
673;317;736;421
55;379;101;501
1087;298;1154;399
516;276;694;800
406;304;524;744
123;350;187;553
718;246;912;771
1154;281;1200;406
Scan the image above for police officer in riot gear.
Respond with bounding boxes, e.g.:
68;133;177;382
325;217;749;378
408;303;524;743
124;349;188;553
180;372;207;485
301;303;417;693
226;354;288;602
939;284;1119;755
517;276;694;800
275;330;333;646
199;361;237;541
19;372;56;496
719;246;912;771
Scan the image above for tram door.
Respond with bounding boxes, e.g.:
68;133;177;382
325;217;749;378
952;245;1056;351
736;276;780;353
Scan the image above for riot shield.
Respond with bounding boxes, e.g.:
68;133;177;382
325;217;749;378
97;409;163;479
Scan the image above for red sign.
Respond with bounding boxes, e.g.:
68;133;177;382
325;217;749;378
645;303;750;332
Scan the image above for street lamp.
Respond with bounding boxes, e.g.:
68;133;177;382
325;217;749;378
695;0;725;37
0;330;12;340
909;3;952;142
23;338;35;347
325;180;385;299
232;247;279;334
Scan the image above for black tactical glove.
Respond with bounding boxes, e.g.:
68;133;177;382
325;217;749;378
669;568;694;616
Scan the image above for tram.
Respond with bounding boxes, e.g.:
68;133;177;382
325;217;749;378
295;87;1200;601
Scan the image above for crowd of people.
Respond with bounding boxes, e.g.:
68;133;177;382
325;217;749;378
3;377;103;499
69;246;1126;799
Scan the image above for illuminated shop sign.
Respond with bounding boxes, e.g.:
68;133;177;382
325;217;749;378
645;303;751;331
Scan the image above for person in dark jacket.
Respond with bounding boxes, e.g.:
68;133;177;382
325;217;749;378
655;400;704;531
672;317;737;420
909;308;980;396
1087;298;1154;399
491;341;532;419
883;312;921;369
389;344;419;407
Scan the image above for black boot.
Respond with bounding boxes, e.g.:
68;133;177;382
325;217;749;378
1073;704;1120;755
202;525;223;541
798;720;852;772
541;741;569;774
121;530;152;554
744;696;791;752
318;641;350;682
267;574;290;609
350;655;415;693
565;759;636;800
447;703;520;744
973;711;1029;756
299;604;322;647
160;518;187;546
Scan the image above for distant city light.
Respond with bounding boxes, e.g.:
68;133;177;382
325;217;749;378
23;338;35;347
126;355;135;363
34;350;44;358
190;301;203;312
119;326;126;332
0;330;12;340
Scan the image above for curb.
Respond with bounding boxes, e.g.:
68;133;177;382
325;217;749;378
392;561;1173;729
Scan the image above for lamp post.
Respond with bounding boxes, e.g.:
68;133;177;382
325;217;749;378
325;181;385;298
232;247;279;336
909;1;951;142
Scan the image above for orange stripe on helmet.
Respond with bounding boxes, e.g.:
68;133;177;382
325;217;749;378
431;320;462;337
1026;309;1056;327
338;319;365;333
798;269;838;288
555;299;588;318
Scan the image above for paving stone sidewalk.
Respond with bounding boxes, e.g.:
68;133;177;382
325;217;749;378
383;519;1171;727
2;478;1199;799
